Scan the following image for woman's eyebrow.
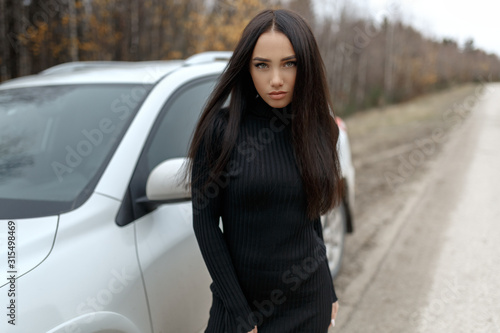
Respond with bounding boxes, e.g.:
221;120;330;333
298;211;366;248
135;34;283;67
281;55;297;61
252;57;270;62
252;55;297;62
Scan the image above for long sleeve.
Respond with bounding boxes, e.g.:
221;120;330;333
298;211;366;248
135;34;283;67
313;217;338;303
191;133;257;330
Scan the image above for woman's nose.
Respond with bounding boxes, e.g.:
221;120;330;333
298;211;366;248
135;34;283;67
270;69;284;87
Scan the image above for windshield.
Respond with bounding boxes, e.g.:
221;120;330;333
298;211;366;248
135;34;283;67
0;84;151;219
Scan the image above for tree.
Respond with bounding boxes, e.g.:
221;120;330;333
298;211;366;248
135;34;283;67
0;0;498;109
188;0;275;53
463;38;475;52
0;0;9;81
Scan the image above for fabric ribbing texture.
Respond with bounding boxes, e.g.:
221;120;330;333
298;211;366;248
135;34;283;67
192;97;337;333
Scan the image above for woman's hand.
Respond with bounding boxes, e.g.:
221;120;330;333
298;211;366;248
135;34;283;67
328;301;339;329
247;325;257;333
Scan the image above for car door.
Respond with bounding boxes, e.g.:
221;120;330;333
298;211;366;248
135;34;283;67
127;75;218;333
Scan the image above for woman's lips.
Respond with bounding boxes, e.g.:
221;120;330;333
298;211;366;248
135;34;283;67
269;91;287;100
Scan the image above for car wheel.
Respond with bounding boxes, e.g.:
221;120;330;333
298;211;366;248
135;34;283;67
322;203;347;278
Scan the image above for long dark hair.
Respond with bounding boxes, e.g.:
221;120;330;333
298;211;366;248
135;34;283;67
184;9;343;220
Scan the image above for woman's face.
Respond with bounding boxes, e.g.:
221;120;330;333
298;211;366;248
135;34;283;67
250;30;297;109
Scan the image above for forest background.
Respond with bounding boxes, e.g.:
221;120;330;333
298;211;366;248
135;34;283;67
1;0;499;115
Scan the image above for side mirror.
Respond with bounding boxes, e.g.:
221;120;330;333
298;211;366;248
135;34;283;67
146;158;191;202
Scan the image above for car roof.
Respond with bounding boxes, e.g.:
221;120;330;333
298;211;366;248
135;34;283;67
0;52;232;90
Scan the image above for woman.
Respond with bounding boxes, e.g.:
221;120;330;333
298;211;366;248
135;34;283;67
186;9;342;333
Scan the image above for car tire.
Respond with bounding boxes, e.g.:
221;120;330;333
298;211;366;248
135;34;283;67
322;202;347;279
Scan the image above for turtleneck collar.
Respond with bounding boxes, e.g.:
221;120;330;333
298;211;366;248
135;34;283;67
247;96;293;124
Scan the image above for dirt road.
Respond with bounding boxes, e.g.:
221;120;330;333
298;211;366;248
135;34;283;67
331;83;500;332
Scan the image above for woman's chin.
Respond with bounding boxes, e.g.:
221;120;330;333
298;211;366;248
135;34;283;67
262;98;292;109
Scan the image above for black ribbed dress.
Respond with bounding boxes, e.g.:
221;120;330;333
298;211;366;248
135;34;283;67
192;97;337;333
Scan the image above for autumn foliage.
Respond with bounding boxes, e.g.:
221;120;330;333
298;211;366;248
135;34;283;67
0;0;499;114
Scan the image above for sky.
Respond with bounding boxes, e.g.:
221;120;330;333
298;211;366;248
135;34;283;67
314;0;500;56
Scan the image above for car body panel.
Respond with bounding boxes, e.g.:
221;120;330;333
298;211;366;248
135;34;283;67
1;194;150;333
337;119;356;224
134;202;211;332
0;216;58;288
46;311;143;333
0;63;183;88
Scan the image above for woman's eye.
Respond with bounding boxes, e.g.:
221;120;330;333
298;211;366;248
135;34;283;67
255;63;268;69
284;61;297;68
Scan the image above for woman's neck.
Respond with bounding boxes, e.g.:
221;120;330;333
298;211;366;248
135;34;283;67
247;96;293;124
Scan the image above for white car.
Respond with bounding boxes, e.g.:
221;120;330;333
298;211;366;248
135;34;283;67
0;52;354;333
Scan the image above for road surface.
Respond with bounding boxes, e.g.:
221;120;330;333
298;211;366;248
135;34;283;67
332;83;500;332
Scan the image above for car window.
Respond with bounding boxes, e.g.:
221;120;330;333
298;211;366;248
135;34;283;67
0;84;151;218
145;77;217;174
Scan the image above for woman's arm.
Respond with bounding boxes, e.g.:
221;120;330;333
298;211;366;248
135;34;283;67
314;217;339;329
191;133;258;331
313;217;338;303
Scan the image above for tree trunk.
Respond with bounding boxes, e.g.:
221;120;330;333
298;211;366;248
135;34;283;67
68;0;79;61
13;0;30;76
149;0;159;59
0;0;10;81
356;51;368;108
384;22;395;104
130;0;140;60
80;0;92;60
